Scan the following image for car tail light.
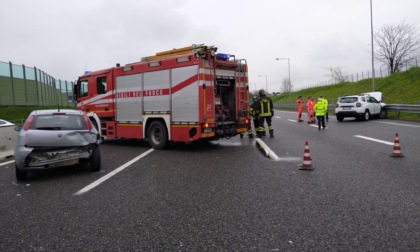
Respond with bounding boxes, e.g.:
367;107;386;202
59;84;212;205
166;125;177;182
356;102;361;107
336;103;339;108
23;115;34;131
83;114;93;131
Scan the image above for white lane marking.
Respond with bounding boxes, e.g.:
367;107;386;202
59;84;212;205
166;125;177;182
354;135;394;145
374;121;420;128
288;119;298;122
255;138;279;160
275;116;282;119
0;160;15;166
276;110;296;114
74;148;155;196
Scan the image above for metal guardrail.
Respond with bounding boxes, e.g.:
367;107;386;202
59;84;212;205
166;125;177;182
384;104;420;114
273;102;338;111
274;102;420;115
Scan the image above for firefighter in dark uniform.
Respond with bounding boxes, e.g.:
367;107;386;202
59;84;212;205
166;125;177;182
256;89;274;138
247;95;260;138
242;95;259;138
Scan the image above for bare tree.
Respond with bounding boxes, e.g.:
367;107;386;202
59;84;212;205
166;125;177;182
327;66;348;83
281;78;293;93
374;22;420;73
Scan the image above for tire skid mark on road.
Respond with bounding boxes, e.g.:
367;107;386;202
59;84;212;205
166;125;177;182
74;148;154;196
354;135;394;145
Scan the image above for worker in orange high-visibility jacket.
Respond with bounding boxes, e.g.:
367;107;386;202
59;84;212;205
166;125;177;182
306;96;316;123
296;96;304;122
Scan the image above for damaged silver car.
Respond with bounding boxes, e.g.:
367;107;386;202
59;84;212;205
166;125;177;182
14;109;101;180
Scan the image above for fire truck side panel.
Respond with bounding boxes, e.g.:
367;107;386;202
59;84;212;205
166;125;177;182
171;65;199;123
116;123;143;139
199;66;215;123
115;73;143;122
170;125;198;142
202;79;215;123
144;70;170;112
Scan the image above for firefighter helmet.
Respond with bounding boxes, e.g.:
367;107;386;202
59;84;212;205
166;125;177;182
258;89;266;97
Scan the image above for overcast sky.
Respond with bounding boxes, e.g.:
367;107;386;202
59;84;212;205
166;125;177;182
1;0;419;92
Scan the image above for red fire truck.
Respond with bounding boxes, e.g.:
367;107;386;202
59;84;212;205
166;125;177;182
74;44;250;149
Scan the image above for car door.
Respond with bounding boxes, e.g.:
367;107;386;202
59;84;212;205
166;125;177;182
369;97;381;115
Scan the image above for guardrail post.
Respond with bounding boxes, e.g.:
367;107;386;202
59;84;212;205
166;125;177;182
23;64;28;106
9;61;15;106
34;67;39;106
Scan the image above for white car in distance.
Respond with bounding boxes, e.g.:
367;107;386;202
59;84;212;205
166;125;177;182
335;92;387;122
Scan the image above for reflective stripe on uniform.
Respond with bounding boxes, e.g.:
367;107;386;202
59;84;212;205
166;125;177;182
259;98;272;117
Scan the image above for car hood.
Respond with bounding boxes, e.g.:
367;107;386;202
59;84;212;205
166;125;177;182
361;92;385;103
20;130;97;147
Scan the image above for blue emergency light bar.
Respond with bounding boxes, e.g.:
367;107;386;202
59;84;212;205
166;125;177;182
216;53;230;60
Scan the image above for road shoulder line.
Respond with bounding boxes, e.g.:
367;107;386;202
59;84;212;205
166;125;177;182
354;135;394;145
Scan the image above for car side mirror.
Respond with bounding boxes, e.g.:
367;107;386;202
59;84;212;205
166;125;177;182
14;126;22;132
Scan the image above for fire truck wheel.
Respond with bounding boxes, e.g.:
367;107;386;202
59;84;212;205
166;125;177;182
148;121;168;150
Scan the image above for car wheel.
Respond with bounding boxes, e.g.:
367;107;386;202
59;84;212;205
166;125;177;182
363;110;370;121
89;146;101;172
336;115;343;122
148;121;168;150
379;109;387;119
16;166;28;181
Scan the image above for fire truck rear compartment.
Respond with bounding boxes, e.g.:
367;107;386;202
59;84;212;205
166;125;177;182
215;78;238;138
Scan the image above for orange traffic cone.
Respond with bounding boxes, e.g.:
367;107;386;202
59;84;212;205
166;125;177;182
299;141;315;170
390;133;404;157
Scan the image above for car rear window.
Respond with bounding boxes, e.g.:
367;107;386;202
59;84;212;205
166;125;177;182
339;97;358;103
31;114;87;130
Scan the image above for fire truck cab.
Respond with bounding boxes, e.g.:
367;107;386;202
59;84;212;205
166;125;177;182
74;44;249;149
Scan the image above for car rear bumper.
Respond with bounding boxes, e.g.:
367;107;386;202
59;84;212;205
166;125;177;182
335;111;363;117
15;145;95;170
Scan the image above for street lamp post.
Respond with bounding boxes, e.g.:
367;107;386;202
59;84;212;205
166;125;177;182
370;0;375;91
275;58;291;101
258;75;268;93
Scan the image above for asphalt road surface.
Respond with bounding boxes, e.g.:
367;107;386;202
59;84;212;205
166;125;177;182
1;110;419;251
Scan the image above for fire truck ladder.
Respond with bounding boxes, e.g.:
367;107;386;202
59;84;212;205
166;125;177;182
141;44;214;61
237;59;249;118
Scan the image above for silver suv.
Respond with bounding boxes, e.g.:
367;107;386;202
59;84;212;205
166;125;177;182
335;92;387;122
